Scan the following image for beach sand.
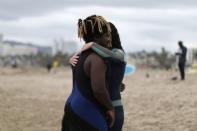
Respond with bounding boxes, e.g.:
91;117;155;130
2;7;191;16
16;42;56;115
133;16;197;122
0;67;197;131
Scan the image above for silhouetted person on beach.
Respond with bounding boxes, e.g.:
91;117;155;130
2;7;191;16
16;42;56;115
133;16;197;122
46;61;52;72
176;41;187;80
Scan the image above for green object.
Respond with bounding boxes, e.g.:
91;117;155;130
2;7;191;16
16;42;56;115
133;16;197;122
112;99;123;107
91;42;125;62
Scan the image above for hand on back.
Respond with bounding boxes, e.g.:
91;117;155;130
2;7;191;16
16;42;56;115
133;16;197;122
69;42;93;66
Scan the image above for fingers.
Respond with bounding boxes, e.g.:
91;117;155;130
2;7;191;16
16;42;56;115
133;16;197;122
70;62;75;66
70;61;77;66
70;60;78;66
120;83;125;92
70;59;78;64
110;111;115;128
109;114;115;128
69;54;79;66
106;110;115;128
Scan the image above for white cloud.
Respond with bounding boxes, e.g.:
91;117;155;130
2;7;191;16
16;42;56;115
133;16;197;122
0;4;197;52
1;0;197;20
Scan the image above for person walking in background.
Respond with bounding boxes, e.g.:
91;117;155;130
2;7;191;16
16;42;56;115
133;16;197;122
176;41;187;80
46;60;52;72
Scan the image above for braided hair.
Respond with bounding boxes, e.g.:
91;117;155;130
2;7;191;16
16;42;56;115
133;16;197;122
78;15;112;47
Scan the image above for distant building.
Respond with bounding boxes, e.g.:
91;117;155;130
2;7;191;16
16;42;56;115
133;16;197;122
0;41;38;56
0;36;52;57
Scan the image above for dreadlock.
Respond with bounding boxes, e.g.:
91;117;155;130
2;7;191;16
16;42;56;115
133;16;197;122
78;15;112;47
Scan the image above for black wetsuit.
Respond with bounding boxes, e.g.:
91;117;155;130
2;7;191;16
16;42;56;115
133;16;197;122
62;50;108;131
106;57;126;131
91;44;126;131
178;46;187;80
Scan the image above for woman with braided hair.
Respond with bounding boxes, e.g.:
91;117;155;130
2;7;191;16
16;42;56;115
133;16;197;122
69;21;126;131
61;15;115;131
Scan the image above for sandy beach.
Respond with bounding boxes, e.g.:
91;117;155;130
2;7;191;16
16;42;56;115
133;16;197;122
0;67;197;131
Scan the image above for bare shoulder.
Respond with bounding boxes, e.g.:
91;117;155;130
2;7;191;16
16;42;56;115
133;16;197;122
84;52;106;77
89;53;104;61
87;53;106;66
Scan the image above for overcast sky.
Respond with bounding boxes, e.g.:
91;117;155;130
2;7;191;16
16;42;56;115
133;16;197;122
0;0;197;52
